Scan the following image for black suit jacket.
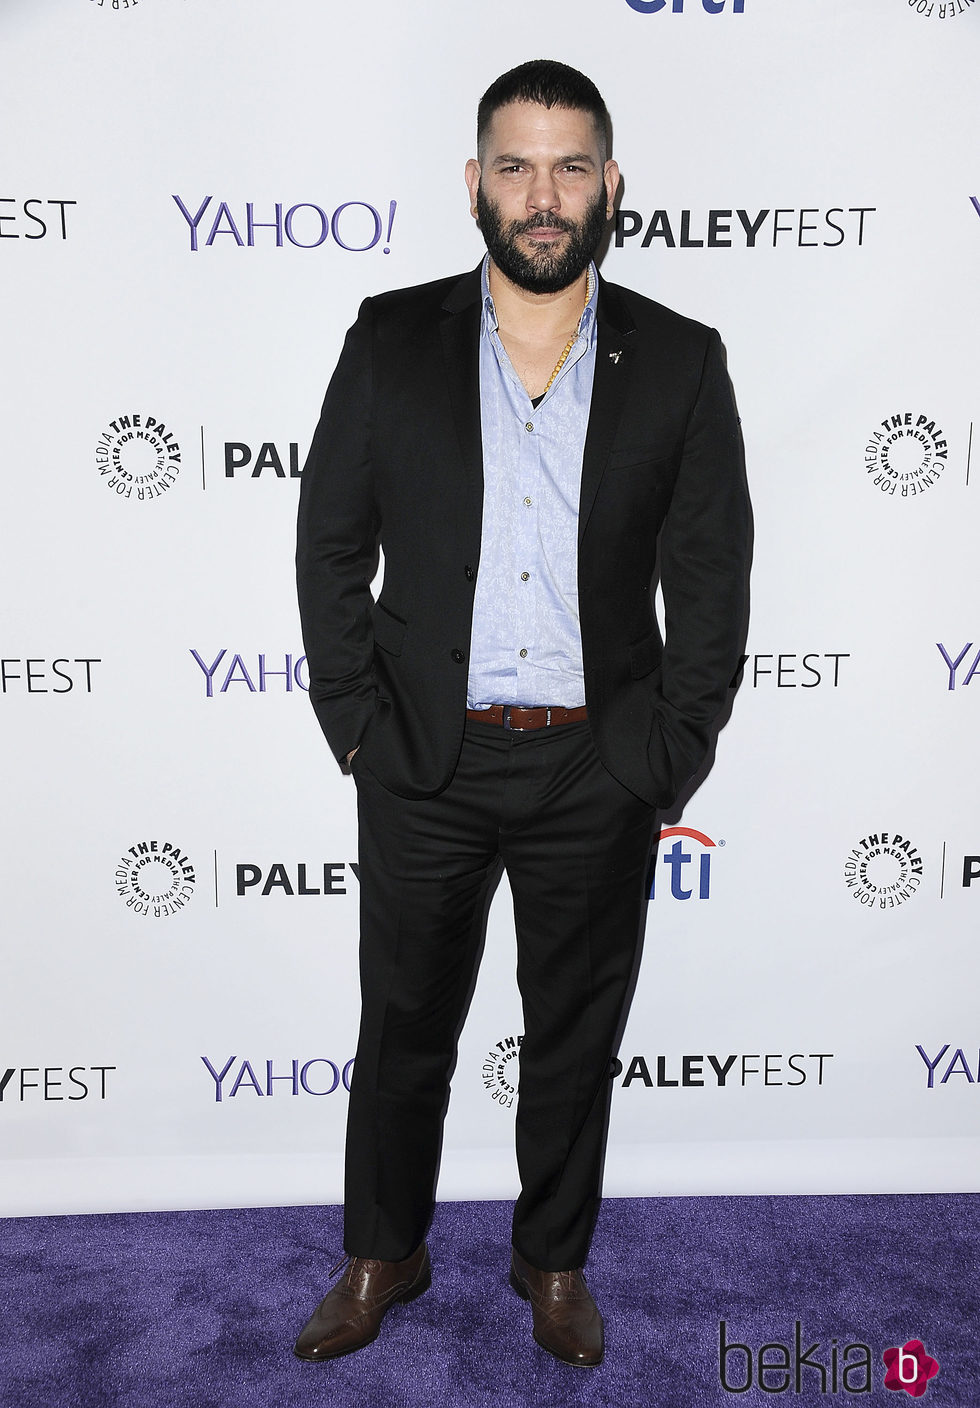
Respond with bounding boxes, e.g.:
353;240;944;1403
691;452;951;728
296;265;749;807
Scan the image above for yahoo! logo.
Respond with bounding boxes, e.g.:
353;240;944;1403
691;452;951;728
937;642;980;690
190;650;309;697
202;1056;354;1103
916;1043;980;1088
649;827;721;900
173;196;397;253
625;0;743;12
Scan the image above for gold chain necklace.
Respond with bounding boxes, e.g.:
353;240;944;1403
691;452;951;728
540;268;593;398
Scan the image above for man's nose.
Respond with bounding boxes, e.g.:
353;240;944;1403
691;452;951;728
527;170;559;214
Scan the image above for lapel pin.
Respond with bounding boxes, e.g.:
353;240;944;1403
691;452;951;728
609;350;622;364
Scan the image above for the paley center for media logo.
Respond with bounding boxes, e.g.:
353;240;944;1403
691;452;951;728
481;1035;523;1110
95;412;181;502
843;832;922;909
114;840;196;918
864;412;948;498
906;0;973;19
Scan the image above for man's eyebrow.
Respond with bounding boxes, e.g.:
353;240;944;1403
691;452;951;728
490;152;597;168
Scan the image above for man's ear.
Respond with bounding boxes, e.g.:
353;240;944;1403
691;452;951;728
603;159;621;219
464;158;482;220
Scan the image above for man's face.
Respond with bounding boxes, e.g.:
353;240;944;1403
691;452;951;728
465;101;620;295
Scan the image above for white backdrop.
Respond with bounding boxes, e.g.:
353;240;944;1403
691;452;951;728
2;0;978;1218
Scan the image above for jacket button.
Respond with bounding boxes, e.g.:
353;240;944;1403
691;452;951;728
464;565;474;581
451;648;465;664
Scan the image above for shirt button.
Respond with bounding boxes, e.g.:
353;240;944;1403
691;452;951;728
523;496;532;507
525;422;533;433
520;572;530;582
519;648;528;659
451;648;464;664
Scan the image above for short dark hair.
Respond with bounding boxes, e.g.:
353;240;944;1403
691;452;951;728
477;60;611;162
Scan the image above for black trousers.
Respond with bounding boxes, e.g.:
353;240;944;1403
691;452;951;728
343;719;658;1271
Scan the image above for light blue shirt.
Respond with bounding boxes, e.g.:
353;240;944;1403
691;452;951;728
467;255;598;709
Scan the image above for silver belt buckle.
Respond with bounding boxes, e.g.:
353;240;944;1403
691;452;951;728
502;705;552;731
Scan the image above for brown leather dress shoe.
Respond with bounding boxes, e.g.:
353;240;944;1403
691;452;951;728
510;1248;604;1367
293;1243;430;1361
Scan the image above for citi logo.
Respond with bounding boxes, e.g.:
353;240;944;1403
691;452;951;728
625;0;744;12
648;827;721;900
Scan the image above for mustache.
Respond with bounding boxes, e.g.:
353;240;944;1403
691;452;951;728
510;212;576;235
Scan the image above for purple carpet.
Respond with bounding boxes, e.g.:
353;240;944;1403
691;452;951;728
1;1194;975;1406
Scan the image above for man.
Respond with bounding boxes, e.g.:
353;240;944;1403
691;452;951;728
294;59;749;1367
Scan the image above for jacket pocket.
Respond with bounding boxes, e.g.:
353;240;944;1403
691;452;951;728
607;445;675;473
629;633;663;680
372;601;407;657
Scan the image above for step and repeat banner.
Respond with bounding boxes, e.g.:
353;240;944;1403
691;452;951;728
2;0;978;1217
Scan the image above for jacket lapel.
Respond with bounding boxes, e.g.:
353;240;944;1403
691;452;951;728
440;267;485;504
579;278;637;541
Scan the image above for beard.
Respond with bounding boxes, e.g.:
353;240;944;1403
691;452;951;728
476;184;607;295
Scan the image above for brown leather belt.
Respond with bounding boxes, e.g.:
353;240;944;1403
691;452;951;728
465;705;588;731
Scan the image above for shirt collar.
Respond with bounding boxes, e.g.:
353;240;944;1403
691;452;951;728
480;253;599;341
